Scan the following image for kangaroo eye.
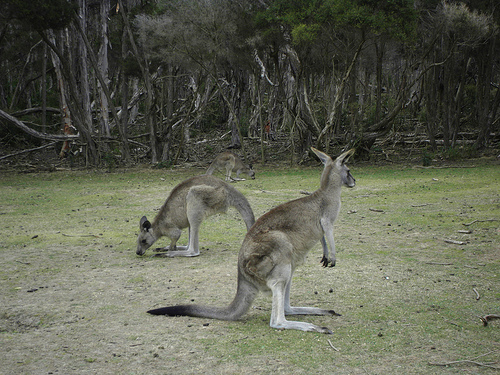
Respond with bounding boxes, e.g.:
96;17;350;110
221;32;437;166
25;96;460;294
141;239;147;244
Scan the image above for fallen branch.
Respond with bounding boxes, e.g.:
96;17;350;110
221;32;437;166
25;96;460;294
327;339;340;351
369;208;384;212
425;262;453;266
480;314;500;327
0;108;79;142
0;142;57;160
463;219;499;226
473;288;480;301
15;260;31;265
430;351;499;369
444;239;466;245
414;165;476;169
61;233;101;238
429;360;499;369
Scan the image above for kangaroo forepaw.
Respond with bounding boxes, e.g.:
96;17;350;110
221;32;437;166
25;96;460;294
320;327;334;334
320;256;336;267
328;309;342;317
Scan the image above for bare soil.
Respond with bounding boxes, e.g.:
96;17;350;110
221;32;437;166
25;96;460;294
1;145;499;374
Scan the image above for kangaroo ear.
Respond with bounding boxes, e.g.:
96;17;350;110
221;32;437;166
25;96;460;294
140;216;151;230
311;147;332;165
336;149;355;165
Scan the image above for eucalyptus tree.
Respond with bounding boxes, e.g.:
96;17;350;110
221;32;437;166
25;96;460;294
419;1;498;151
256;0;418;156
1;0;135;165
136;0;261;160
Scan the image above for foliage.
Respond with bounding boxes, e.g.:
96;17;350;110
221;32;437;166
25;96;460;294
4;0;77;31
0;0;498;167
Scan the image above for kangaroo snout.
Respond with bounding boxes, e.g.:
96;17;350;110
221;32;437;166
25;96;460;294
136;247;145;256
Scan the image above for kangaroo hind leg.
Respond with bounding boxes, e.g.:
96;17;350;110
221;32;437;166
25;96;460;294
267;264;333;334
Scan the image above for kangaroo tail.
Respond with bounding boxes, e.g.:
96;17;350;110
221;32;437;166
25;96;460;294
147;272;258;321
205;163;215;175
226;185;255;231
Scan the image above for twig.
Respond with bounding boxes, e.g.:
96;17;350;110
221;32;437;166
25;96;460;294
464;265;478;269
327;339;340;351
411;203;432;207
369;208;384;212
0;142;57;160
62;233;101;238
480;314;500;327
463;219;499;226
425;262;453;266
473;288;480;301
414;165;476;169
444;239;466;245
429;360;499;369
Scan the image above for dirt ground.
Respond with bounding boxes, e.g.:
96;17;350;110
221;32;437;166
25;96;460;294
1;143;499;374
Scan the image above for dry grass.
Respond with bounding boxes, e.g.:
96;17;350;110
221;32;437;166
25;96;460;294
0;158;499;374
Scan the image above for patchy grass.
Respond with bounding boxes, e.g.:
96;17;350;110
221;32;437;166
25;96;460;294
0;159;499;374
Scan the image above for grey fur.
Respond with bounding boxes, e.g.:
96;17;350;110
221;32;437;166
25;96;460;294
206;151;255;181
137;175;255;257
148;148;355;334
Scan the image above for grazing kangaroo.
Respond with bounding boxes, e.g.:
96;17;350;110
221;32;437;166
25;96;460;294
148;148;356;334
137;175;255;257
206;151;255;182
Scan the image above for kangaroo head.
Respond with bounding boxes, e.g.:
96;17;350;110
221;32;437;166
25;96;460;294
312;147;356;188
136;216;156;255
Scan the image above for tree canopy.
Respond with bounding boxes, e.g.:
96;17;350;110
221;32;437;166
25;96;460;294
0;0;498;167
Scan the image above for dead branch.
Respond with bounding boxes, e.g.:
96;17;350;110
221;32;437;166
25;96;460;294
430;351;500;369
444;239;466;245
429;360;499;369
413;165;476;169
369;208;384;212
463;219;499;226
61;233;101;238
473;288;480;301
0;108;80;142
425;262;453;265
0;142;57;161
327;339;340;351
480;314;500;327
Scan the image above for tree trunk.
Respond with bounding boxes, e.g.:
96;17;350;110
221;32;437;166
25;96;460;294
317;37;365;148
47;31;76;158
78;0;93;136
475;37;496;149
98;0;111;137
118;0;156;163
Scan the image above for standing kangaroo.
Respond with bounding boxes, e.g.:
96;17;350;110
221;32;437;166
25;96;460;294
148;148;356;334
206;151;255;182
137;175;255;257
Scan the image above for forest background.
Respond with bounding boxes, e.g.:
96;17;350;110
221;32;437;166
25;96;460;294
0;0;499;169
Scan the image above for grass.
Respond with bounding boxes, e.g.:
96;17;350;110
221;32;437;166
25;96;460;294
0;159;499;374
